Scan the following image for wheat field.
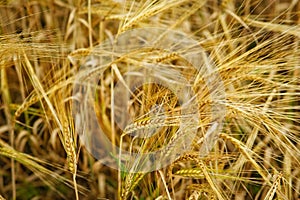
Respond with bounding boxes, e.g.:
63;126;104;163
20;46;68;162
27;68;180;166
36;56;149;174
0;0;300;199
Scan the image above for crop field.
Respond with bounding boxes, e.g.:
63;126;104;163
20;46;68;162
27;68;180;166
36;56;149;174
0;0;300;199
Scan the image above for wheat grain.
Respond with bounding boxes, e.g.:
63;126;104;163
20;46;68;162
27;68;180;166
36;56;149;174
264;172;283;200
155;52;179;63
123;115;166;135
120;0;189;32
14;94;39;119
62;118;77;174
174;168;204;178
187;184;216;200
121;172;145;199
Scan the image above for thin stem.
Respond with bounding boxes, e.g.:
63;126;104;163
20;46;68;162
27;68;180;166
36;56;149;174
158;170;172;200
73;172;79;200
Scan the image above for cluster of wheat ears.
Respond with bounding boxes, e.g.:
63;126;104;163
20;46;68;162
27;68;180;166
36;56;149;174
0;0;300;199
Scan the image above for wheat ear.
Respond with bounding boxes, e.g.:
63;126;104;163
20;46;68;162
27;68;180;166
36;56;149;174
219;133;271;185
264;172;283;200
14;94;39;119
